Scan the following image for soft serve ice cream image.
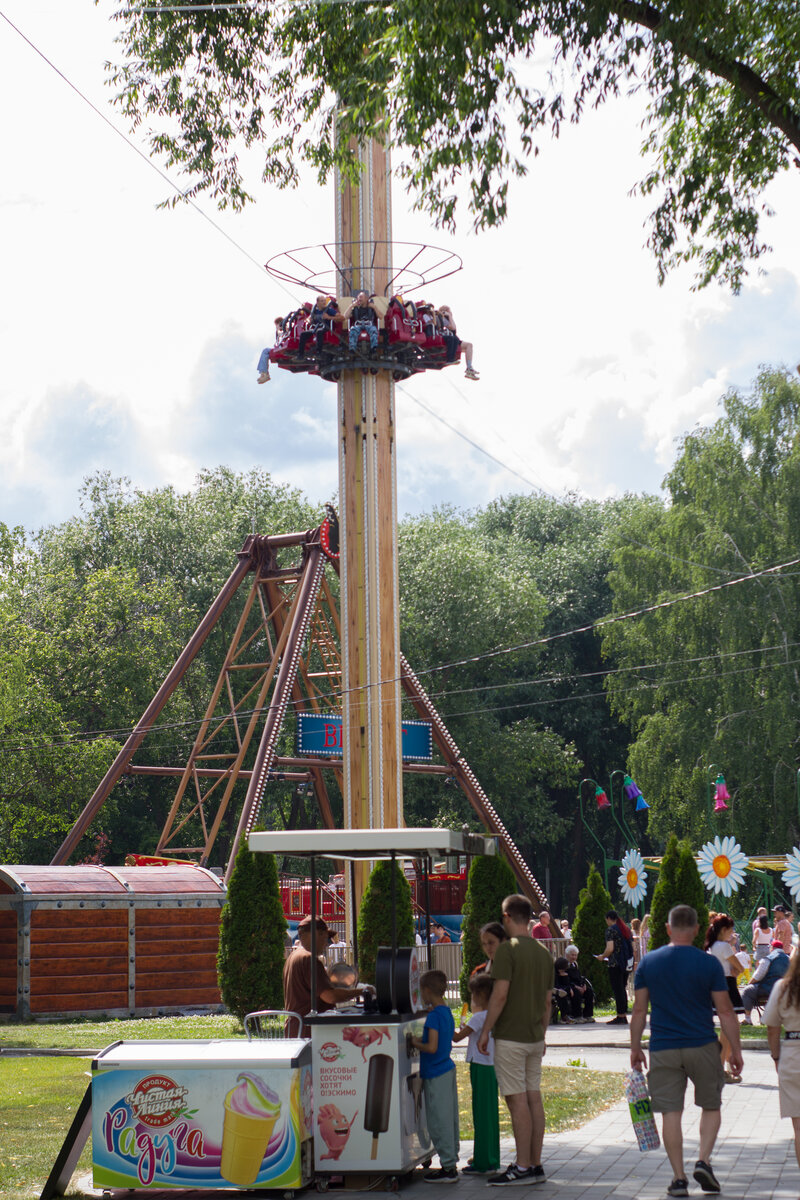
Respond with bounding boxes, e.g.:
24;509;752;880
220;1071;282;1184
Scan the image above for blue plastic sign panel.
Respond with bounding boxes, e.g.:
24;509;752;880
297;714;433;762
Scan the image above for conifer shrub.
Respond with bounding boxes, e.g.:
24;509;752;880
571;863;613;1003
650;834;708;950
356;860;414;983
217;836;287;1020
459;854;517;1001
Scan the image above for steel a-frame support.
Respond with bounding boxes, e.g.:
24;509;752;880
52;529;547;905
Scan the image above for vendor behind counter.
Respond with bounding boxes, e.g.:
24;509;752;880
283;915;362;1035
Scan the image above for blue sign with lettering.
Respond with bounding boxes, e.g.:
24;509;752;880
297;713;433;762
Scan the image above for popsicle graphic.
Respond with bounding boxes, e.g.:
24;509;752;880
220;1071;282;1185
364;1053;393;1160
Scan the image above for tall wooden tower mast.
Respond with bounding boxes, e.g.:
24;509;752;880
335;142;403;917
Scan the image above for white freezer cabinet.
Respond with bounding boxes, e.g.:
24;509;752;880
92;1039;313;1190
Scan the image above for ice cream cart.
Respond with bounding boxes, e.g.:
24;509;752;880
247;827;496;1182
91;1038;313;1191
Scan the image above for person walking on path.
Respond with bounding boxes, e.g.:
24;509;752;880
630;903;744;1198
478;893;554;1186
704;914;743;1081
765;946;800;1180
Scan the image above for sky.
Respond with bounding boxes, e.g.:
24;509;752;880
2;2;800;536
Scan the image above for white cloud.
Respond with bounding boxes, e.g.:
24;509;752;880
2;2;800;532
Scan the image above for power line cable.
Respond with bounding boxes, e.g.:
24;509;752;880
3;560;800;754
0;7;291;294
414;553;800;680
399;380;750;579
4;639;800;756
396;382;547;494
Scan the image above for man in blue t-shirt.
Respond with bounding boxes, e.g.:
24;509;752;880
631;904;743;1198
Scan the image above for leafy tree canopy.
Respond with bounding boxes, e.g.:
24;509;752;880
602;368;800;854
458;854;517;1001
217;838;287;1020
107;0;800;289
356;860;414;983
649;834;708;949
570;863;612;1002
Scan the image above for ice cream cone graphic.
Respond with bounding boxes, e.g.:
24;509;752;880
220;1072;281;1185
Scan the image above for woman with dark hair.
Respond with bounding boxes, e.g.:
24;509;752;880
753;912;774;961
765;946;800;1177
472;921;508;976
596;909;633;1025
704;915;743;1082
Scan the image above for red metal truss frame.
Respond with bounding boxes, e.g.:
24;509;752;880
52;528;546;904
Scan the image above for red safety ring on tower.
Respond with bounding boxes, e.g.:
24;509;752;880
320;517;340;562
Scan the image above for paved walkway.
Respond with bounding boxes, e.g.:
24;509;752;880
67;1028;797;1199
449;1042;796;1199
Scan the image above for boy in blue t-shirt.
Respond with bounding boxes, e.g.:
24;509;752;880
411;969;459;1182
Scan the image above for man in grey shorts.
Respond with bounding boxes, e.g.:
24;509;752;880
630;904;743;1198
478;894;554;1186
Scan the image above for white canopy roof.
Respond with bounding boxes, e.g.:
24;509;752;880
248;826;496;861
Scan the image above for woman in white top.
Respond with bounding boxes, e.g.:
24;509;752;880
765;947;800;1174
705;914;743;1082
753;913;774;961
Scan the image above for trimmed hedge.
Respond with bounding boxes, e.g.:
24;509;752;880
217;836;287;1020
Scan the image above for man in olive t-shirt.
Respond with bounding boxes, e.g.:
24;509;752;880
478;894;554;1186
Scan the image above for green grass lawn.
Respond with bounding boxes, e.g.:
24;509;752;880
0;1055;94;1200
0;1012;242;1050
456;1062;624;1138
0;1020;625;1198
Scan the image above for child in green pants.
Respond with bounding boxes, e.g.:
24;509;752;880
454;972;500;1174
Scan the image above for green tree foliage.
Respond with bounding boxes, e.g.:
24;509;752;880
649;834;680;951
217;838;287;1020
0;470;318;865
649;835;708;950
356;860;414;985
398;507;581;901
570;864;612;1003
603;368;800;857
458;854;517;1002
472;494;651;909
675;841;710;947
106;2;800;288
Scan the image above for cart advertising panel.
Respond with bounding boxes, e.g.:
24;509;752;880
311;1016;430;1173
92;1041;312;1190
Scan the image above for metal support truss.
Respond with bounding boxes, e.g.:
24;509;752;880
52;528;548;904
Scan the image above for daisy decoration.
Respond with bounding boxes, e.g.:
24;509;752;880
697;835;748;897
618;849;647;906
782;847;800;903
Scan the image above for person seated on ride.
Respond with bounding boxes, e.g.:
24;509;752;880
417;301;436;338
299;294;339;357
344;290;379;353
437;303;479;380
256;316;284;383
